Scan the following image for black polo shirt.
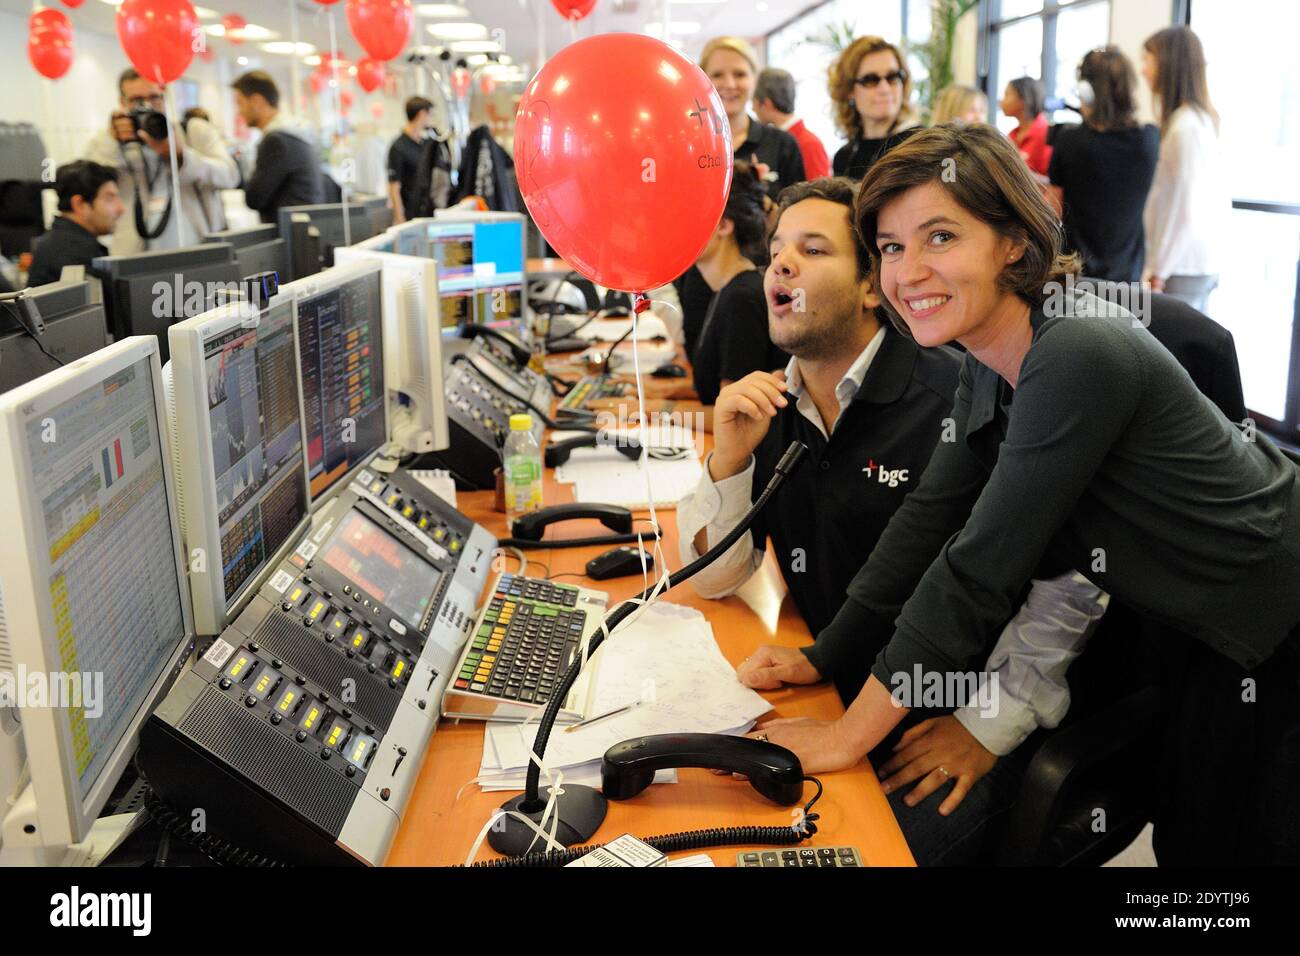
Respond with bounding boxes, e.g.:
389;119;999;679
388;132;431;220
733;117;806;199
27;216;108;287
691;270;787;405
745;328;961;636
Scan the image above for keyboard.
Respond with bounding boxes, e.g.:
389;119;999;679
558;375;629;410
440;573;609;723
738;847;861;868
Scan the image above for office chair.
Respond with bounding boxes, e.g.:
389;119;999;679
995;285;1248;866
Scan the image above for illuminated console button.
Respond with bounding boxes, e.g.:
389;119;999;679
324;719;350;750
328;613;350;635
449;539;461;553
286;583;309;606
390;658;408;681
401;504;415;519
345;733;377;770
275;686;302;715
306;599;328;623
432;528;446;542
417;516;430;530
248;665;279;701
385;492;401;508
349;628;371;653
224;651;254;681
299;702;324;732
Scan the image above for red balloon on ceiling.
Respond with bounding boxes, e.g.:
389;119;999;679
479;73;496;95
30;8;73;39
313;0;341;4
450;66;470;97
309;70;328;94
29;27;74;79
116;0;198;85
345;0;413;62
222;14;247;45
355;56;385;93
551;0;596;20
58;0;86;9
339;88;354;112
514;33;732;292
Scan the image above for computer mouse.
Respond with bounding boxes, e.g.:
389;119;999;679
586;546;655;580
652;363;688;378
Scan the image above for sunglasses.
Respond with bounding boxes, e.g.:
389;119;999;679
854;70;906;88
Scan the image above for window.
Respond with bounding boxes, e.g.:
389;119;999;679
1189;0;1300;435
986;0;1111;134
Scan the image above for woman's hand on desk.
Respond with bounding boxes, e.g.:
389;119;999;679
737;644;821;689
745;717;862;774
876;716;997;815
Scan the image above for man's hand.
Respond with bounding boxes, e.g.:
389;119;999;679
737;644;820;690
876;715;997;815
138;127;181;162
710;370;787;480
110;110;136;144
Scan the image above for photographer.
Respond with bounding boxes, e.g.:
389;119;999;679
84;69;239;253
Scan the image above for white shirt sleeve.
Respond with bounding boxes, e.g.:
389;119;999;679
953;571;1110;756
675;453;765;598
176;118;241;191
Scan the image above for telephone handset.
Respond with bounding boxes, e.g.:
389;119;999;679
461;323;531;368
545;432;642;468
510;502;633;542
602;733;806;805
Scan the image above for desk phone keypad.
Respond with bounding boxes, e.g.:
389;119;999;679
558;375;629;410
738;847;861;868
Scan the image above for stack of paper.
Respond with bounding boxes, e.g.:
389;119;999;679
552;424;703;509
475;601;771;792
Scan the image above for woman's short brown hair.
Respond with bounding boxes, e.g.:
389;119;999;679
829;36;916;142
1078;46;1140;132
854;124;1079;334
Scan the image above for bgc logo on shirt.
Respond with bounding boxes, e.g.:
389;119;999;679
863;458;909;488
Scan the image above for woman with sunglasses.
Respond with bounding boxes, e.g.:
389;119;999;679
737;124;1300;865
828;36;921;180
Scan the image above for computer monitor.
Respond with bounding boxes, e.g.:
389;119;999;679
354;194;393;234
165;293;311;636
276;203;376;274
347;230;397;255
335;246;449;454
203;224;290;286
286;261;388;502
426;212;526;327
0;336;191;860
91;243;242;364
390;221;429;258
0;281;108;393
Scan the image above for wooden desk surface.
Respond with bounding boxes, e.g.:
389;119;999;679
387;424;914;866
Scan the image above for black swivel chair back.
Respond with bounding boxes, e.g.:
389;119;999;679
996;283;1249;866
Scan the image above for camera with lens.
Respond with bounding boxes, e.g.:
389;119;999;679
129;106;170;141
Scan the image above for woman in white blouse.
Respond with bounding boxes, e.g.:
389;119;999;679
1140;26;1226;312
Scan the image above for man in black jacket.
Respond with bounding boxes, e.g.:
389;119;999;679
232;71;324;222
28;161;124;287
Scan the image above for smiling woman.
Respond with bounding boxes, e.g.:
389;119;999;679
739;123;1300;866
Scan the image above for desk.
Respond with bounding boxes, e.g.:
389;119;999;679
387;436;914;866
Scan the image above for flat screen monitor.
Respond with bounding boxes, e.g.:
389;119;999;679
166;293;311;635
0;336;191;847
0;280;108;393
288;261;388;502
276;204;376;272
91;243;241;364
334;246;448;454
203;225;289;286
425;213;526;327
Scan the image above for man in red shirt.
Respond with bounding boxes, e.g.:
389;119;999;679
755;67;831;180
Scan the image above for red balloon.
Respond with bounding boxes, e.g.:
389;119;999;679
370;100;384;119
29;30;74;80
59;0;86;8
339;88;354;113
479;73;496;95
514;33;732;292
222;14;246;45
309;70;328;95
30;9;73;39
450;66;470;97
117;0;198;85
314;0;341;4
550;0;596;21
345;0;413;62
355;56;385;93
